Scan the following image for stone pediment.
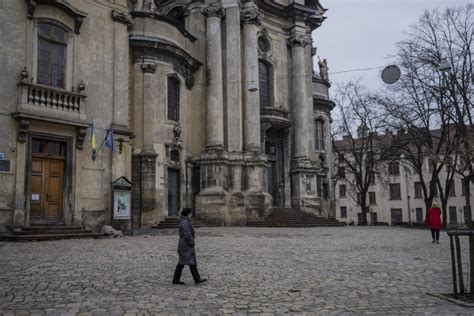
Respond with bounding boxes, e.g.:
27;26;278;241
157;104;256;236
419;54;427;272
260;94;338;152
25;0;87;34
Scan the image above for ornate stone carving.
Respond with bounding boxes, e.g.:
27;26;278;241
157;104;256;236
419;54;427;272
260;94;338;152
141;62;157;74
17;120;30;144
172;122;183;151
76;127;87;150
111;10;133;29
241;6;260;25
287;34;310;48
201;2;224;18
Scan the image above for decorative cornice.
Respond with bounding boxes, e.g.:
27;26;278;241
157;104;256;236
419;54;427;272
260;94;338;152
241;6;260;25
287;34;310;48
141;62;157;74
131;35;202;89
131;11;197;42
111;10;133;29
26;0;87;34
201;3;224;19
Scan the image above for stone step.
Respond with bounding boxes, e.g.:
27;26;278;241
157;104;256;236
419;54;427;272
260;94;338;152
22;225;84;231
0;232;103;242
246;207;345;228
14;229;93;235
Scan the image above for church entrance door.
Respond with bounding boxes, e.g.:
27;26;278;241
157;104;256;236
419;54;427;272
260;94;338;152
265;130;285;207
168;168;180;216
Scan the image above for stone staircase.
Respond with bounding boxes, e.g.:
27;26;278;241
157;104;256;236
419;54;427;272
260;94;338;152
152;217;219;229
246;207;345;227
0;225;103;241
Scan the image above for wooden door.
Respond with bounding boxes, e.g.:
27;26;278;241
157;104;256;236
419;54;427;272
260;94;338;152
29;139;65;224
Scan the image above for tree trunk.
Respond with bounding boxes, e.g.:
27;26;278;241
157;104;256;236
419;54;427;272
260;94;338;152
361;199;368;226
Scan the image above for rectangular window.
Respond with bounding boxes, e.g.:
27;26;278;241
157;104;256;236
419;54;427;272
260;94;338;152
414;182;423;199
315;120;324;150
167;77;180;121
448;180;456;197
388;161;400;176
449;206;457;224
338;166;345;179
339;184;346;198
390;183;401;200
415;208;423;223
428;159;436;173
368;172;375;184
317;176;324;197
369;192;376;205
462;179;470;196
340;206;347;218
37;24;67;88
391;208;403;224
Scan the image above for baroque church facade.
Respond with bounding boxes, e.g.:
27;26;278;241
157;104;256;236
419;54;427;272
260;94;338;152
0;0;334;231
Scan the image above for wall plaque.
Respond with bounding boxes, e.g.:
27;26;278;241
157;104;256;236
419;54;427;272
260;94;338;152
0;160;10;172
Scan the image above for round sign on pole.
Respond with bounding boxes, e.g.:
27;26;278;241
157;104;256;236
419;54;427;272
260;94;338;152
381;65;401;84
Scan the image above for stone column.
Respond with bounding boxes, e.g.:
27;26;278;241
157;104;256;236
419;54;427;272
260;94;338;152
241;5;261;152
141;62;157;155
202;3;225;149
225;3;242;152
288;33;310;159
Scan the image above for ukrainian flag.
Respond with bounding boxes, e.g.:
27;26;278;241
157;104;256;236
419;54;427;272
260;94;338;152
91;122;97;150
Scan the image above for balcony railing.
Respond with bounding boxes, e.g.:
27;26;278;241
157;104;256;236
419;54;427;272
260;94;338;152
19;82;85;112
17;81;87;124
260;106;291;129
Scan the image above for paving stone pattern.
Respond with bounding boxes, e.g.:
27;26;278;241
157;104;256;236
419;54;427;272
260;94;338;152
0;227;471;315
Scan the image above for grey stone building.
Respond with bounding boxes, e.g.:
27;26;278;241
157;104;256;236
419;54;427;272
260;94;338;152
0;0;334;232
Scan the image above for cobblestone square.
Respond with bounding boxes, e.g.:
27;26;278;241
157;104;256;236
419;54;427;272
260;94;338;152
0;227;471;315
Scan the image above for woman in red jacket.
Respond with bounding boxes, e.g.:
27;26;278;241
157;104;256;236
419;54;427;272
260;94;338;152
425;202;443;244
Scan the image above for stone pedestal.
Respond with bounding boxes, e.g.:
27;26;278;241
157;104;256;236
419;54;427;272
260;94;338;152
132;150;158;227
290;158;320;211
243;151;272;221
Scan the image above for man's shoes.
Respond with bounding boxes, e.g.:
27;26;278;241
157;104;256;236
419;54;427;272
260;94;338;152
436;240;439;244
172;280;186;285
432;240;435;243
195;278;207;285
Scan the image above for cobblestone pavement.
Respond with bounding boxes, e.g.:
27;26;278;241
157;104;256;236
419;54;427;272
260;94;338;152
0;226;471;315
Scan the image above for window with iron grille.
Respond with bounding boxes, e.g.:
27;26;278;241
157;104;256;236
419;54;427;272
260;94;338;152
258;61;271;108
38;23;67;88
449;206;457;224
369;192;376;205
340;206;347;218
167;76;180;122
339;184;346;197
368;172;375;184
317;176;324;197
338;166;345;178
389;183;401;200
448;179;456;197
315;119;324;150
416;208;423;223
388;161;400;176
414;182;423;198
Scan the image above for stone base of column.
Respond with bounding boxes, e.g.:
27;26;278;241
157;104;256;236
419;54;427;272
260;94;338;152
12;209;26;229
132;149;158;228
242;151;272;221
290;158;327;217
195;190;246;226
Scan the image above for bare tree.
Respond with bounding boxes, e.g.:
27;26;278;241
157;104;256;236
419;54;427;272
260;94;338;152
383;4;473;296
332;81;392;225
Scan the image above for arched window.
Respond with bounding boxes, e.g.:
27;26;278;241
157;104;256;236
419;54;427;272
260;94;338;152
167;76;180;122
315;119;324;150
258;61;271;108
37;23;68;88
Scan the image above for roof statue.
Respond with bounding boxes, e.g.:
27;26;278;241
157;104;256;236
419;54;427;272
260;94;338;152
318;58;329;82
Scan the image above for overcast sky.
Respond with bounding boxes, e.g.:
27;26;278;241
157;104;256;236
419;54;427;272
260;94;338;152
314;0;472;90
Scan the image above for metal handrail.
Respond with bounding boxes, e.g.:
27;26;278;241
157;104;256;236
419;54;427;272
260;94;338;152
446;230;474;299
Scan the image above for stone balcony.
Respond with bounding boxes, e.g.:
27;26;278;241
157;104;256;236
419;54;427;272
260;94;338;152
260;106;292;129
16;81;87;126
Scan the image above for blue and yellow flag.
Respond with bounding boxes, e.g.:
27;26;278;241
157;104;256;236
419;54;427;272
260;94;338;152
91;122;97;160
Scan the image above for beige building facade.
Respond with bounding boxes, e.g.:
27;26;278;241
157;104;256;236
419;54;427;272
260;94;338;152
0;0;334;232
